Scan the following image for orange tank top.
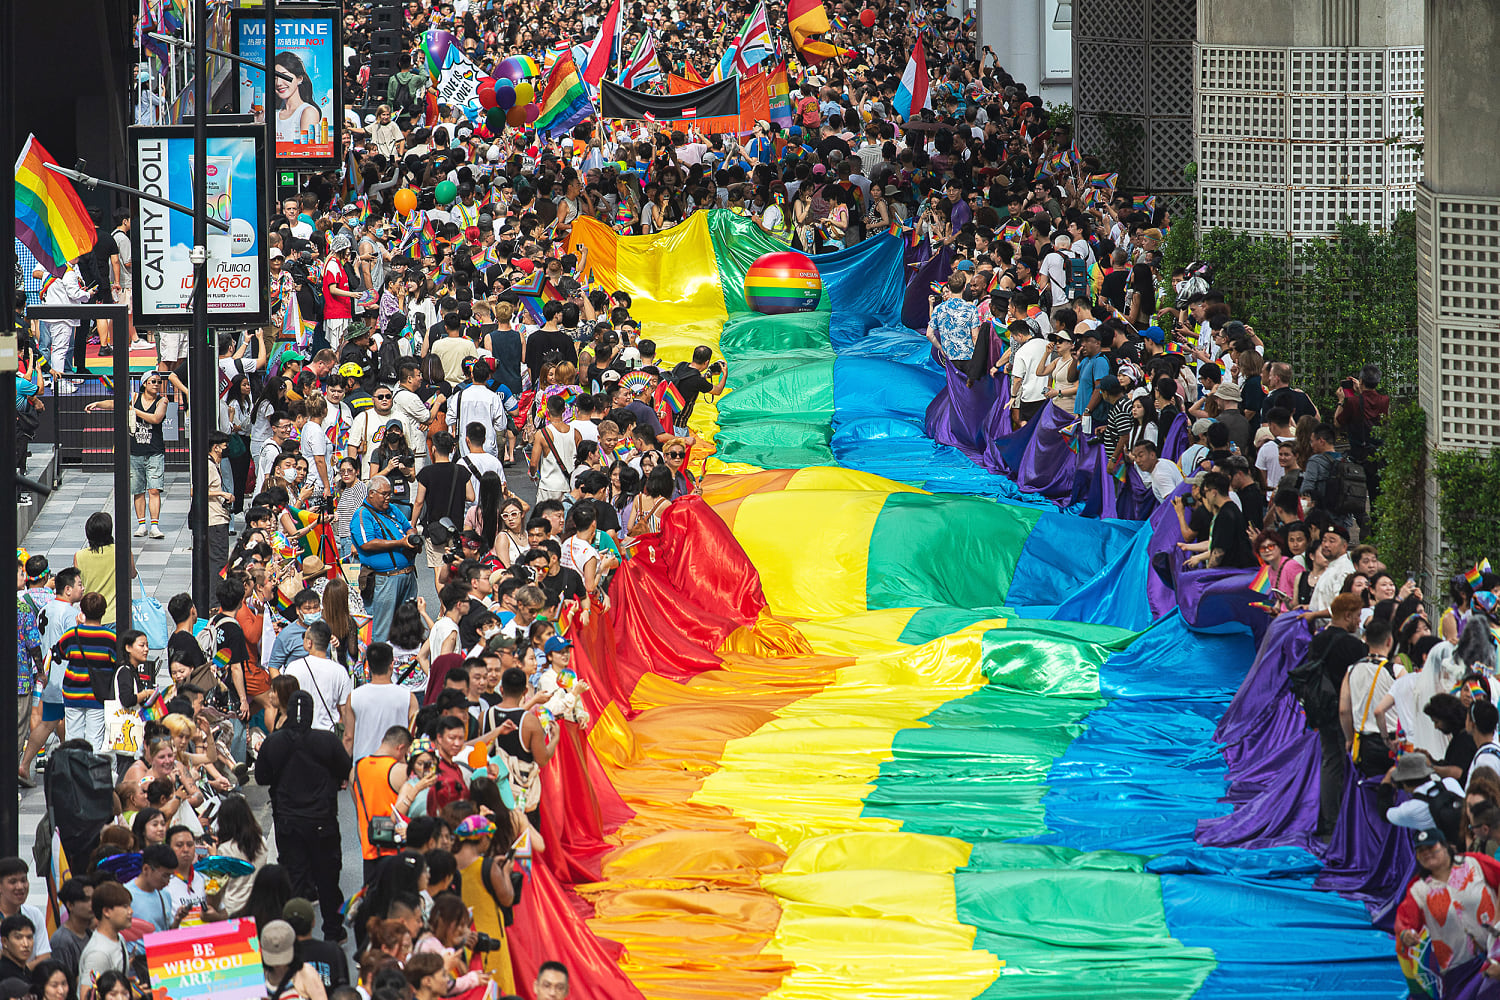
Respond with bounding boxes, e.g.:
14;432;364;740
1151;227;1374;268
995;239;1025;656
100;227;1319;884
353;755;402;861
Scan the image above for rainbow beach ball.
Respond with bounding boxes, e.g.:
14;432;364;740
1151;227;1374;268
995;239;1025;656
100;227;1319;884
744;250;822;315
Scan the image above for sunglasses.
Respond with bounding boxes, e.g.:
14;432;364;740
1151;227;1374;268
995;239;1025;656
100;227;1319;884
374;393;393;400
665;450;685;458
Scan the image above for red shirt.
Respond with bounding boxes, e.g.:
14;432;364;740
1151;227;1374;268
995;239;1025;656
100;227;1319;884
322;258;352;321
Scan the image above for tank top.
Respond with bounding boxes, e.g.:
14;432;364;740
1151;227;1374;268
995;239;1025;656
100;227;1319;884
493;707;531;763
353;755;402;861
536;423;576;493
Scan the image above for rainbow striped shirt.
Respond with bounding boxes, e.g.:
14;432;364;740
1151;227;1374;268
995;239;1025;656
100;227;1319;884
55;623;116;706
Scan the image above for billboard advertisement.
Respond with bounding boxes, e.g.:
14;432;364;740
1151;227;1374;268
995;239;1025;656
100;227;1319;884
131;124;268;326
233;8;342;162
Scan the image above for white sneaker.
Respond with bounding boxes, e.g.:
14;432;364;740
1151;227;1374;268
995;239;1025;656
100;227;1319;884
134;523;148;537
148;524;166;539
54;381;76;395
130;340;152;351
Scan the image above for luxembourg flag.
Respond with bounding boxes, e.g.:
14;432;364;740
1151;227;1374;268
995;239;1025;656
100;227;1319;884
581;0;623;87
892;35;930;120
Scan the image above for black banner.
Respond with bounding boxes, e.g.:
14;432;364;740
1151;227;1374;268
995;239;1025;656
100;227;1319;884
599;78;740;122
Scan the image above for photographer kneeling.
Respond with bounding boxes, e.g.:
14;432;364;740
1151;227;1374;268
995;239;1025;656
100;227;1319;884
351;475;424;644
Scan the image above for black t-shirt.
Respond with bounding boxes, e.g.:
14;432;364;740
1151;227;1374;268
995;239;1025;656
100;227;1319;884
167;631;207;671
1208;500;1257;568
1187;503;1212;542
1099;268;1130;312
540;567;586;608
487;327;524;394
295;937;351;990
415;462;468;527
580;497;621;535
1306;626;1367;692
668;362;714;424
817;135;852;158
1237;488;1267;533
1262;386;1317;425
525;329;578;383
1446;730;1479;779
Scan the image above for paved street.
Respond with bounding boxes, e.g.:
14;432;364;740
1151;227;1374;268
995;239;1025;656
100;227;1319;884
15;461;539;931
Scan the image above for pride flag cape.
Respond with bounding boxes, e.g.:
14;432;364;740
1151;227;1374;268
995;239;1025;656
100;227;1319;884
15;135;96;277
505;211;1406;999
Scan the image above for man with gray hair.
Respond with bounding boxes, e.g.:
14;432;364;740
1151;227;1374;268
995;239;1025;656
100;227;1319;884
1039;234;1075;310
349;475;422;642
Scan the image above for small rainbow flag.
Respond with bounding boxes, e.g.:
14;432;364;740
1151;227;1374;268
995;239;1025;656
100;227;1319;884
1248;562;1273;595
534;48;595;140
140;693;167;722
656;380;686;417
14;135;97;278
38;274;57;300
1089;172;1119;190
1466;559;1491;587
1468;678;1489;701
1131;194;1157;215
1163;341;1189;356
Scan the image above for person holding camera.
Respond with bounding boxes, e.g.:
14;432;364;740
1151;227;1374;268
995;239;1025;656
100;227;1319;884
664;346;727;437
350;475;423;644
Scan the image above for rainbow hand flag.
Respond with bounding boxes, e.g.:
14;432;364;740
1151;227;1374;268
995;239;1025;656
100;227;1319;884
15;135;97;278
1248;562;1273;595
1466;559;1491;587
656;380;686;417
1132;194;1157;215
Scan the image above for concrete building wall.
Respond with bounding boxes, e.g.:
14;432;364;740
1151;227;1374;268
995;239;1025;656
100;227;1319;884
1418;0;1500;579
978;0;1073;106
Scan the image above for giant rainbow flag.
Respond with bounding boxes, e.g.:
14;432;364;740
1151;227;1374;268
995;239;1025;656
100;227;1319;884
492;212;1406;999
15;135;96;278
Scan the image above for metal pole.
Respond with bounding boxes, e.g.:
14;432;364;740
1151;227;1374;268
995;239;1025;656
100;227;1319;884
190;0;210;613
0;0;18;857
266;0;278;228
112;304;132;636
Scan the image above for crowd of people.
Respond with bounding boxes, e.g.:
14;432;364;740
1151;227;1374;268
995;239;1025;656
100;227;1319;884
6;0;1474;995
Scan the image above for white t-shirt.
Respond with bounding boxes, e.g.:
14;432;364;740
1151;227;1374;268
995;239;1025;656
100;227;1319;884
350;682;415;761
426;616;461;662
1257;435;1292;494
455;451;505;503
560;535;600;577
1039;251;1070;307
284;654;352;733
1471;741;1500;793
570;419;599;444
1010;338;1050;403
300;419;332;491
1139;459;1185;501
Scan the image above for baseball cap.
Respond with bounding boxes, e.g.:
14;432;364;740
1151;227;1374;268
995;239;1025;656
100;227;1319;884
1191;418;1214;437
811;163;827;175
1141;324;1165;344
260;920;296;965
268;247;284;260
485;632;518;652
543;635;573;655
282;898;316;935
952;260;974;272
1414;827;1447;849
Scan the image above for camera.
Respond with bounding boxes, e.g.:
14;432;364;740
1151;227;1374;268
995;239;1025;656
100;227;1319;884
708;360;726;375
472;933;503;953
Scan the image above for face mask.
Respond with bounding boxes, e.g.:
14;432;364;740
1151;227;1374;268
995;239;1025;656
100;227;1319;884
301;612;322;625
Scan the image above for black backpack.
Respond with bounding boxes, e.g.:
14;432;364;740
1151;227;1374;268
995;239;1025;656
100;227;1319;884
1414;782;1465;844
1288;650;1340;730
1323;456;1369;517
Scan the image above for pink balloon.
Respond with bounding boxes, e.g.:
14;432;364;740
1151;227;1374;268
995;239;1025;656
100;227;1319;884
524;103;540;125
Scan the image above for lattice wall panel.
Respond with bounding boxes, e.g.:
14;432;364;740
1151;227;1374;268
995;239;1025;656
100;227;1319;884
1148;116;1194;191
1289;143;1384;188
1289;48;1385;93
1199;183;1287;234
1198;139;1285;187
1198;92;1287;138
1199;46;1286;94
1148;44;1194;116
1149;0;1194;43
1388;47;1424;94
1076;41;1147;116
1076;0;1145;41
1288;95;1385;141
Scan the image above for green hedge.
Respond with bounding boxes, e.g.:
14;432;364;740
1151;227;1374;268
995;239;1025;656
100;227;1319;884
1434;449;1500;580
1368;402;1426;579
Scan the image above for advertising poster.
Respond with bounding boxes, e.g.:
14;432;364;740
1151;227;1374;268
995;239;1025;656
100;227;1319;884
144;919;263;1000
233;8;342;162
131;124;268;326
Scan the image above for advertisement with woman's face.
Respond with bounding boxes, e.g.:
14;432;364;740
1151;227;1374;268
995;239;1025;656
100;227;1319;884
235;11;340;161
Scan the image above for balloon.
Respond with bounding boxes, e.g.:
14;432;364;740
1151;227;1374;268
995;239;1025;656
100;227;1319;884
494;81;517;111
524;103;540;125
513;82;534;107
485;107;507;132
434;180;458;205
495;57;525;84
506;105;527;128
859;8;875;26
424;29;460;70
393;188;417;215
477;78;498;109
